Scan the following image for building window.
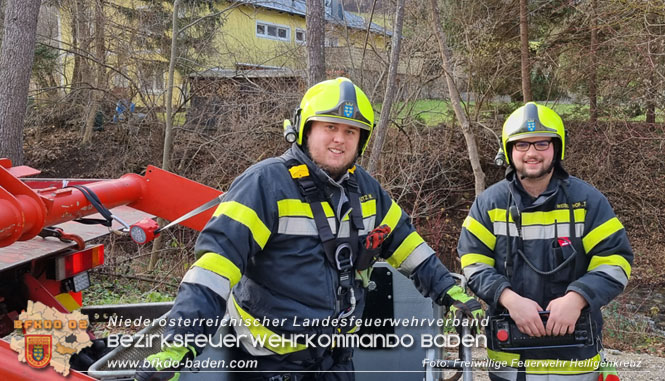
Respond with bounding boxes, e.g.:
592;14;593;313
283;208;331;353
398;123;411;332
295;29;305;44
324;37;338;47
256;21;290;41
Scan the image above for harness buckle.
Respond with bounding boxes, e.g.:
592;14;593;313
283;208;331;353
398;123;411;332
297;178;319;198
334;243;353;271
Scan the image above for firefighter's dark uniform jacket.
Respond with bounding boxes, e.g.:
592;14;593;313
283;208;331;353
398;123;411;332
166;144;456;358
458;166;633;378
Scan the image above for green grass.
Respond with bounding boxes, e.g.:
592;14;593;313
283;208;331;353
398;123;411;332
85;274;175;305
394;99;452;126
380;99;664;125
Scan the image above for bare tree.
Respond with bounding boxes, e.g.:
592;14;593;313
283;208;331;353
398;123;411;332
589;0;598;123
519;0;532;102
0;0;41;164
367;0;404;175
81;0;105;144
429;0;485;196
307;0;325;86
147;0;183;272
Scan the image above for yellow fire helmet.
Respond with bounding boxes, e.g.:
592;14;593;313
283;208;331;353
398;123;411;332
502;102;565;165
294;77;374;155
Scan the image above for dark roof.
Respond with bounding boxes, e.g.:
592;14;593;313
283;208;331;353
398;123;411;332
192;66;304;78
233;0;391;36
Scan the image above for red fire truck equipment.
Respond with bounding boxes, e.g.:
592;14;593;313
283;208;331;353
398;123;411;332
0;159;221;379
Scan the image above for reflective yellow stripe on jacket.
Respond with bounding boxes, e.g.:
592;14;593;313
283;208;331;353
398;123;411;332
213;201;271;249
193;252;242;288
229;295;307;356
487;349;601;375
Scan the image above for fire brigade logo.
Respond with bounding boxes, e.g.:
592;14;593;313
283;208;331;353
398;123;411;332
343;102;354;118
25;335;52;368
526;120;536;131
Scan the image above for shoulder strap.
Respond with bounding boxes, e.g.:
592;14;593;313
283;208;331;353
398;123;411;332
345;169;364;231
281;159;338;263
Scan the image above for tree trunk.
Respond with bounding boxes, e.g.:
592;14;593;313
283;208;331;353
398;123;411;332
0;0;6;42
519;0;532;102
70;0;82;93
367;0;404;175
82;0;105;144
148;0;183;272
428;0;485;196
306;0;325;86
646;100;656;123
589;0;598;123
0;0;41;165
646;103;655;124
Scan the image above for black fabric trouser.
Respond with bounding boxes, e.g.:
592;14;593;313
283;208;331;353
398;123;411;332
231;346;355;381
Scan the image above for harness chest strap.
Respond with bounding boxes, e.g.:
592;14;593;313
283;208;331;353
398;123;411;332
283;160;363;317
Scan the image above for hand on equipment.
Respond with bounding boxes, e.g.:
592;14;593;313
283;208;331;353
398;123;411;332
134;345;196;381
438;285;484;333
365;224;391;250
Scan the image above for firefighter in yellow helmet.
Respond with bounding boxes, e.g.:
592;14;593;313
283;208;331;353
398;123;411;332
458;102;633;380
135;78;482;381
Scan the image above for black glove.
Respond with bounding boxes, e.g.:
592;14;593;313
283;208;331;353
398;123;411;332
438;285;483;333
134;345;196;381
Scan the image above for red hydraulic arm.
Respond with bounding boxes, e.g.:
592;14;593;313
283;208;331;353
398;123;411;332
0;159;222;248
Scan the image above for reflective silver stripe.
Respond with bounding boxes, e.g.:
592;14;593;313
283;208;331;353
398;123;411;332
226;297;275;356
463;262;493;279
181;266;230;300
489;366;518;381
338;216;376;237
525;373;597;380
277;216;336;236
490;368;597;381
398;242;435;275
494;222;519;236
589;264;629;287
494;222;585;240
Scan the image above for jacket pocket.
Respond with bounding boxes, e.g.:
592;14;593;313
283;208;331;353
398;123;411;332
547;238;577;297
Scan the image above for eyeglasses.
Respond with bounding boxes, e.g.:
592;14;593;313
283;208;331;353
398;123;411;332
513;140;551;152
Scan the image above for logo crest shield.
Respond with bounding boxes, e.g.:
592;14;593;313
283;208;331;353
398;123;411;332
25;335;52;368
343;102;354;118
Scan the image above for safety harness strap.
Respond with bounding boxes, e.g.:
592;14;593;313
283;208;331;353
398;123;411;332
346;175;364;231
282;158;362;318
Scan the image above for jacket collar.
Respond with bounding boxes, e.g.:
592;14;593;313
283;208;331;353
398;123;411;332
284;144;351;187
283;144;354;220
506;164;570;209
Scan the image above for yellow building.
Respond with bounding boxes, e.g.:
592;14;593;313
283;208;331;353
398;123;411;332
50;0;390;119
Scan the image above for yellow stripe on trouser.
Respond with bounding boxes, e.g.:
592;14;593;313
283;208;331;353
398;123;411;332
460;253;495;268
213;201;271;248
525;354;601;374
193;252;242;288
462;216;496;250
582;217;623;253
231;296;307;355
387;231;424;268
588;254;632;279
487;350;601;374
